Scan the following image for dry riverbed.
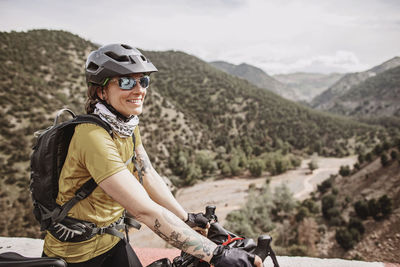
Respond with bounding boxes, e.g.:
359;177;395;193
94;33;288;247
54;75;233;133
131;156;357;248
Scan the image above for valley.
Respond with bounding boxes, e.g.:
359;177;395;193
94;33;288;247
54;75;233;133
131;156;357;248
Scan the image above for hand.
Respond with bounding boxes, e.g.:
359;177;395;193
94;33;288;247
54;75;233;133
211;245;262;267
254;255;263;267
185;212;210;236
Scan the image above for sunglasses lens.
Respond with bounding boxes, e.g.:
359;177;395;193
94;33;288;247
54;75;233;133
118;76;150;90
140;76;150;88
119;77;136;90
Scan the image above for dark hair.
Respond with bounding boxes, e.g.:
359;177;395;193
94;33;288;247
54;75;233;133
85;84;103;114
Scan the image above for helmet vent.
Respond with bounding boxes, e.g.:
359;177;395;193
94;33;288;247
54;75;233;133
129;56;136;64
121;44;133;49
105;51;130;62
87;62;99;71
140;56;146;61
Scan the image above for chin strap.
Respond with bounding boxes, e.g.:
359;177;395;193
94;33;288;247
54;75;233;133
98;99;133;123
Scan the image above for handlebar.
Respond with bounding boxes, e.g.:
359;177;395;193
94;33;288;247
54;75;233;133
203;205;280;267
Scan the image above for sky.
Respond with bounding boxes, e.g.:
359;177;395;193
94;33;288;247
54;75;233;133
1;0;400;74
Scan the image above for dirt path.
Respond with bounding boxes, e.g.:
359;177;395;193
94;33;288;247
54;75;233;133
130;156;357;248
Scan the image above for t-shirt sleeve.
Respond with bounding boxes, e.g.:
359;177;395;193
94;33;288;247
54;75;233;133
73;124;127;184
134;125;142;148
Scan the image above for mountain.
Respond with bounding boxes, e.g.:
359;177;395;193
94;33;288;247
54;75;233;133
311;57;400;110
327;66;400;117
0;29;380;238
273;72;344;102
209;61;299;101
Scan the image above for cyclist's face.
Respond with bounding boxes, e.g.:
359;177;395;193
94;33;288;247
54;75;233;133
100;73;147;117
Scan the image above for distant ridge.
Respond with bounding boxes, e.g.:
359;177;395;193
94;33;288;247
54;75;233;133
273;72;344;102
209;61;299;101
311;57;400;111
326;65;400;117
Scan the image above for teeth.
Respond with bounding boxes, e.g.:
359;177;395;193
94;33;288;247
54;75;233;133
127;99;141;103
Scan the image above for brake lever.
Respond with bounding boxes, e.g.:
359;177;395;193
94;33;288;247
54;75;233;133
254;235;279;267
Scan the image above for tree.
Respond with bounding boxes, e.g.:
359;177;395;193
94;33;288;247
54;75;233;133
248;158;264;177
308;159;318;173
378;195;393;217
195;150;217;175
339;165;351;176
368;198;380;220
380;153;389;167
272;183;296;218
321;194;336;219
390;150;398;160
318;179;332;194
348;217;365;234
357;153;365;164
354;200;369;219
336;228;356;250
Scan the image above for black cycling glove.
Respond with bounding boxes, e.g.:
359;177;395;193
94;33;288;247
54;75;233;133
185;212;209;228
210;245;255;267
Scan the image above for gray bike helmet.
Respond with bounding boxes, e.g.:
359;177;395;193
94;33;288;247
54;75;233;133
85;43;158;86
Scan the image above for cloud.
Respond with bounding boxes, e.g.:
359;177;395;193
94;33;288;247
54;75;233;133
0;0;399;74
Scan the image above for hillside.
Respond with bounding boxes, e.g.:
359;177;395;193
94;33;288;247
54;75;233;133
311;57;400;110
209;61;298;100
326;66;400;117
315;143;400;262
273;72;344;102
0;29;381;238
223;140;400;263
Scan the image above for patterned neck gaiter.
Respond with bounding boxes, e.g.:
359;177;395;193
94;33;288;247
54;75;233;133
93;102;139;138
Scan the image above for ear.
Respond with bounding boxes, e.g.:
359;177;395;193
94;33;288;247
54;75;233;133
96;87;105;100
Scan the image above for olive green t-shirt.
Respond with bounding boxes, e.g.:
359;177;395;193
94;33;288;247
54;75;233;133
43;123;142;263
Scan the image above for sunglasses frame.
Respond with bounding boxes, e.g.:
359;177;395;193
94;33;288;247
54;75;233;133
103;75;150;90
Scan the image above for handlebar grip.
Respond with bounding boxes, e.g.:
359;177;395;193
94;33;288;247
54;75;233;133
253;235;272;262
205;205;216;220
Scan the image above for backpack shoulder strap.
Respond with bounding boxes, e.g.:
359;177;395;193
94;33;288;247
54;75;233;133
73;114;113;137
131;131;144;184
48;114;114;225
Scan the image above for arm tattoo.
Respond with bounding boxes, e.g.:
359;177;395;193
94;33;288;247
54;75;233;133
153;211;212;258
136;148;152;174
154;219;190;251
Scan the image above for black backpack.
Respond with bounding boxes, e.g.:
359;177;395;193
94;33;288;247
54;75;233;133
30;108;141;242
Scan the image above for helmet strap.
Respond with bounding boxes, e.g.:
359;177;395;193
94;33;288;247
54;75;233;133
97;87;132;122
98;99;132;122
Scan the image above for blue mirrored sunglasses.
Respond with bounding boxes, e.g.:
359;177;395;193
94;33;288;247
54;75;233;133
105;76;150;90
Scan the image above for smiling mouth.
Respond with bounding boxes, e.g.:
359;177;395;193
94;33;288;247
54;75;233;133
127;99;142;104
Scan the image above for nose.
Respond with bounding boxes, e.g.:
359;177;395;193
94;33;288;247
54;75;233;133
129;82;146;95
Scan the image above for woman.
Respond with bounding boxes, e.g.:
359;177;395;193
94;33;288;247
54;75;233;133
42;44;262;267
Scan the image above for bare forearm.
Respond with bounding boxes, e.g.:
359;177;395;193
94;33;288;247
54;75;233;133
144;207;216;262
136;144;187;220
99;170;215;262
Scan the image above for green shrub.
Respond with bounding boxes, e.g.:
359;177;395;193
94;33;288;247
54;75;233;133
365;152;373;162
301;199;319;214
339;165;351;176
308;159;318;172
378;195;393;217
368;198;380;220
348;217;365;234
321;194;336;219
390;150;397;160
357;153;365;164
295;207;309;222
380;153;389;166
336;228;357;250
248;158;264;177
354;200;369;219
317;179;332;194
